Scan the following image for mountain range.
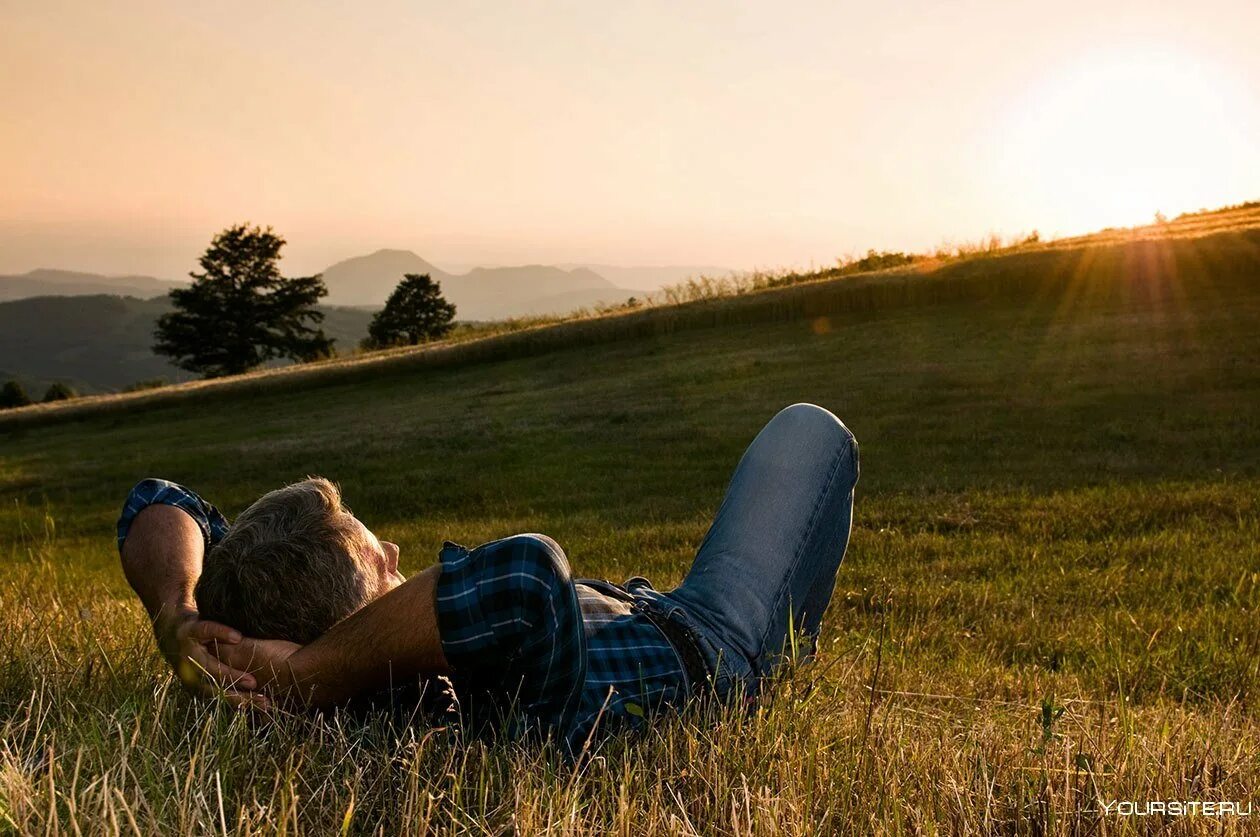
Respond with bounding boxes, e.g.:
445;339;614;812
317;250;641;318
0;253;725;319
0;253;727;394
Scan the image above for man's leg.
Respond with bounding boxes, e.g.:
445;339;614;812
666;403;859;680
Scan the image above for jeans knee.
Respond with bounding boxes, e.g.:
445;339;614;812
775;403;856;448
769;403;859;488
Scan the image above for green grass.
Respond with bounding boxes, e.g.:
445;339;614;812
1;222;1259;833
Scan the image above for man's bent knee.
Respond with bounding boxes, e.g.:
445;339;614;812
772;403;857;448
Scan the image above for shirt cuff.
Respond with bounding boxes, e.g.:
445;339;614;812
432;541;496;674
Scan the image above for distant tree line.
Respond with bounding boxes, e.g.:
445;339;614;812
0;380;77;409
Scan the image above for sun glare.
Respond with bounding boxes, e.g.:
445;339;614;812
998;48;1252;234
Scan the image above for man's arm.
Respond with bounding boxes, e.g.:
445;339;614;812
221;534;586;742
121;502;205;624
218;564;451;709
120;500;261;703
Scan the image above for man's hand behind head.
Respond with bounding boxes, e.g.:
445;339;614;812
212;636;302;701
155;607;269;708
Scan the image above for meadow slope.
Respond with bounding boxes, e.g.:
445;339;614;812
1;225;1259;833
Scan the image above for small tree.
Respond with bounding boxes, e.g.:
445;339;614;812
154;224;332;377
0;380;32;409
362;274;456;349
42;382;76;402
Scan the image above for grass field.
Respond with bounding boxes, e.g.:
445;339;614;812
2;217;1259;833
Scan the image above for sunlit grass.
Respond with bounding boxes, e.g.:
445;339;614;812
1;210;1259;832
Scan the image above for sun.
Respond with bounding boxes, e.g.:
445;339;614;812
996;46;1253;234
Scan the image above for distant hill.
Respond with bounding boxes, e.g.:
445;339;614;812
0;269;181;302
0;295;374;394
452;265;623;319
318;250;450;308
320;250;645;318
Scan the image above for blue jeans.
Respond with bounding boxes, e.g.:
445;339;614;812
631;403;859;696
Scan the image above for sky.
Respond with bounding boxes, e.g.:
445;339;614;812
2;0;1258;280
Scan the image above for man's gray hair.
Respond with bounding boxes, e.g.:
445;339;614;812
195;477;373;644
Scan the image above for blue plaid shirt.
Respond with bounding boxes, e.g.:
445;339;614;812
117;479;689;752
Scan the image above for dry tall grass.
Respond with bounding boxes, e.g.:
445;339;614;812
2;546;1257;835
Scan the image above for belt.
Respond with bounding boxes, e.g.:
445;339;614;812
636;603;711;696
576;577;713;696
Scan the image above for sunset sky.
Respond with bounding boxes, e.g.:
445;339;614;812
3;0;1258;280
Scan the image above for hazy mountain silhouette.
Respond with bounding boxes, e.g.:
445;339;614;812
320;250;644;319
5;254;667;319
0;269;181;302
318;250;449;307
1;253;663;391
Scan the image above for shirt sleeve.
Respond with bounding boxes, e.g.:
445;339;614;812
116;478;231;553
434;535;586;741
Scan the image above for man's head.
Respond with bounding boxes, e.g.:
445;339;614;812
195;477;404;644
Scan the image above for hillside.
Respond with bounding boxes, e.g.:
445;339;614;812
1;207;1258;831
0;295;374;393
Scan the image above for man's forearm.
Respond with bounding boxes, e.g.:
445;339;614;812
281;563;451;708
118;493;261;699
120;503;206;626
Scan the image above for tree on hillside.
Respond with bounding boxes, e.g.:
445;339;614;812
362;273;456;350
0;380;32;409
42;382;76;402
153;224;333;377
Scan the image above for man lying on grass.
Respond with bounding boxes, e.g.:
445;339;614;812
118;403;859;752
